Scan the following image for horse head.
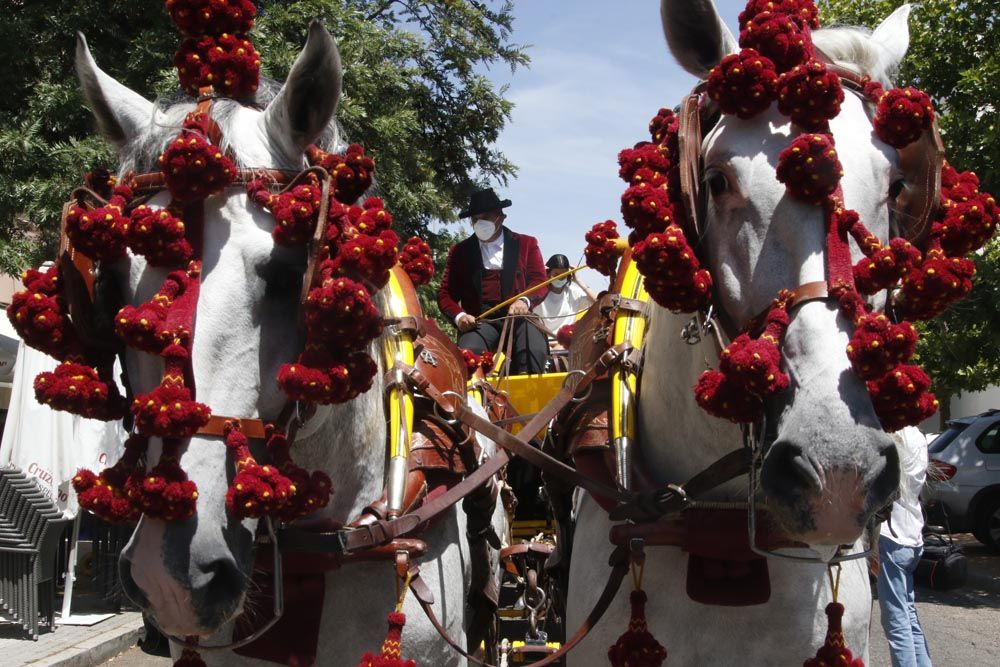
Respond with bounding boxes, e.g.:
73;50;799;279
659;0;918;547
75;22;345;635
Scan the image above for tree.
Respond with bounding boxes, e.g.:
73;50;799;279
0;0;527;286
818;0;1000;424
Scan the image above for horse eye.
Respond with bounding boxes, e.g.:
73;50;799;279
706;171;729;197
888;178;906;201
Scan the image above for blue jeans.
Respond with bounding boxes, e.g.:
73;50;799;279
877;535;932;667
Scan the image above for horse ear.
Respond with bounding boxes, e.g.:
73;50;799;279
75;33;155;148
263;21;343;161
660;0;737;79
870;4;911;72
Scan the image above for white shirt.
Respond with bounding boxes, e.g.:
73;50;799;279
881;426;929;548
535;281;592;333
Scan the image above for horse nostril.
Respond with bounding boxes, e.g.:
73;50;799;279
194;557;247;627
762;442;823;495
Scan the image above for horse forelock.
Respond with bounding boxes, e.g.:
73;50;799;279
813;26;898;88
116;77;345;176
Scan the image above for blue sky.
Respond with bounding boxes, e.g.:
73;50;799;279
438;0;748;290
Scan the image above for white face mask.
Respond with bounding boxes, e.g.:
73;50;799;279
551;278;568;289
473;219;497;241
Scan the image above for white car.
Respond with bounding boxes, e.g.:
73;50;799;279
923;410;1000;551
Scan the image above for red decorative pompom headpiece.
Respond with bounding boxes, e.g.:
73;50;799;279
166;0;256;36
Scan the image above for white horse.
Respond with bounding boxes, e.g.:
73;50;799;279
75;22;499;665
569;2;916;664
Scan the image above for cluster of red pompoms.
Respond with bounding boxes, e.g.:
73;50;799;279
803;602;865;667
934;165;998;257
607;590;667;667
843;309;918;381
224;425;295;520
331;229;401;288
34;362;127;420
853;238;921;295
130;454;199;521
739;0;819;29
65;186;133;263
618;143;672;183
247;175;323;246
648;107;679;147
556;324;575;349
707;49;778;119
777;60;843;130
131;347;211;437
866;83;935;149
632;226;713;312
460;349;494;375
166;0;256;36
897;245;976;321
584;220;623;276
740;11;813;73
115;270;192;353
776;133;843;203
174;33;260;98
265;429;333;521
867;364;938;432
398;236;435;287
303;277;383;349
73;436;147;523
278;348;377;404
159;117;236;201
356;611;417;667
127;205;193;266
7;265;80;360
307;144;376;204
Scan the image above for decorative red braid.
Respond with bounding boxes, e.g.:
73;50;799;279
398;236;435;286
356;611;417;667
607;590;667;667
65;185;133;263
166;0;256;36
584;220;624;276
803;602;865;666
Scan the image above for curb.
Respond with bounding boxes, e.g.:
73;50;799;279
24;618;144;667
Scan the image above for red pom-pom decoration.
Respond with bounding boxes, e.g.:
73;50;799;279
356;611;417;667
34;362;127;420
7;265;80;360
632;226;712;312
265;430;333;521
73;436;147;523
130;455;199;522
115;270;192;353
65;193;131;263
159;121;236;201
173;648;208;667
247;176;322;246
707;49;778;119
867;364;938;432
739;11;814;73
739;0;820;29
648;108;679;146
872;87;935;149
331;230;400;289
398;236;435;287
585;220;624;276
166;0;256;36
556;324;575;349
776;133;842;203
173;33;261;98
898;247;975;320
607;590;667;667
853;238;921;295
278;350;377;405
306;144;376;204
461;348;481;375
776;60;843;131
803;602;865;667
127;205;193;266
224;426;295;520
303;277;383;350
621;182;675;239
618;143;672;184
845;312;918;380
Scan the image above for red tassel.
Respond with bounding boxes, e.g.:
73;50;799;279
608;590;667;667
356;611;417;667
173;647;207;667
804;602;864;666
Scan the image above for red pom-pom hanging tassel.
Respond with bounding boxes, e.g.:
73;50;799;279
398;236;435;287
805;566;864;666
173;647;207;667
358;570;418;667
608;557;666;667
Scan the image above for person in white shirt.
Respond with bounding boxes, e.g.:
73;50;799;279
877;425;932;667
534;254;596;342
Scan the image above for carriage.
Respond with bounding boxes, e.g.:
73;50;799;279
6;0;997;665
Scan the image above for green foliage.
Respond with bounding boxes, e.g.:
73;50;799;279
0;0;526;282
819;0;1000;420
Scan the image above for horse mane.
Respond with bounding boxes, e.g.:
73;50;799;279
117;77;345;176
813;26;898;87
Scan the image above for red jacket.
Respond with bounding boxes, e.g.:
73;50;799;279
438;228;548;320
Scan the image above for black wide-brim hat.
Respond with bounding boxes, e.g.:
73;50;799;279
459;187;512;219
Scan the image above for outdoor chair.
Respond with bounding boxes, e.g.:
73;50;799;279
0;467;72;639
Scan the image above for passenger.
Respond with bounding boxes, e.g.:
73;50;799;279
534;253;597;343
437;187;549;374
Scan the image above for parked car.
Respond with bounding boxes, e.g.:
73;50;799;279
922;410;1000;551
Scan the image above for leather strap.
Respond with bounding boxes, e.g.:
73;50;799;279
197;415;269;440
407;545;630;667
127;168;296;195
